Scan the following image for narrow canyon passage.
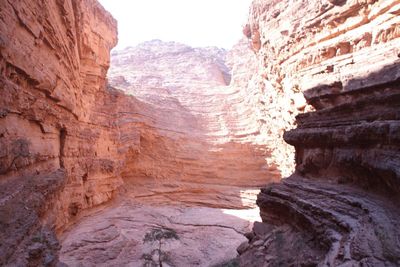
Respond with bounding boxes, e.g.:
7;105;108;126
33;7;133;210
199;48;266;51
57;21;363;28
59;40;279;266
1;0;400;266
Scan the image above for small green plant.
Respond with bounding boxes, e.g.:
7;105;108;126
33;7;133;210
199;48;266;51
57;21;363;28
30;233;43;243
140;253;153;261
143;227;179;243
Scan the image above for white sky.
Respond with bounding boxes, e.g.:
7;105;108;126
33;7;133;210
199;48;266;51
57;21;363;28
98;0;253;49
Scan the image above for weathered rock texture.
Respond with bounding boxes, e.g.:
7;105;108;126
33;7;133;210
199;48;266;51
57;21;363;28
54;38;288;266
239;0;400;266
2;0;399;265
0;0;122;265
60;202;258;267
0;0;283;265
107;40;282;208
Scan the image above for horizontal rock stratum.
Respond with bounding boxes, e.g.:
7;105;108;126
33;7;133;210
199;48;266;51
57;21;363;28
239;0;400;266
106;39;287;208
0;0;284;265
0;0;399;266
0;0;122;265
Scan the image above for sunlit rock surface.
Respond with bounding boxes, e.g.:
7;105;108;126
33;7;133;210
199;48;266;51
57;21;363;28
60;202;259;267
2;0;399;265
107;39;281;208
55;37;290;266
0;0;281;265
239;0;400;265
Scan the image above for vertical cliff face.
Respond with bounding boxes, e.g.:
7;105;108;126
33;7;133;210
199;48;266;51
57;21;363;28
239;0;400;266
0;0;120;265
226;38;300;178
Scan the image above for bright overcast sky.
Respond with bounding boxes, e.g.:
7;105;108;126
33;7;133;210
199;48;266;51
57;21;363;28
98;0;253;50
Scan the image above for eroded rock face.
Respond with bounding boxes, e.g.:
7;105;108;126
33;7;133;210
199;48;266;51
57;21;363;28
239;0;400;265
107;39;281;208
2;0;399;265
0;0;283;265
55;38;289;266
0;0;121;264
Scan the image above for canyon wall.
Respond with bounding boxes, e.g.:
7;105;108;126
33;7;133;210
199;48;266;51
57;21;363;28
0;0;285;265
2;0;399;265
0;0;122;264
239;0;400;266
107;40;282;208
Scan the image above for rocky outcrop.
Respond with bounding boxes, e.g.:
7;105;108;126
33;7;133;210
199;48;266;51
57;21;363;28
239;0;400;265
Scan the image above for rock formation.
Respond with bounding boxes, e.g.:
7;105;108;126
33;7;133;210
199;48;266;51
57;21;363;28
239;0;400;266
56;39;286;266
60;202;259;267
1;0;399;266
0;0;122;264
106;39;284;208
0;0;282;265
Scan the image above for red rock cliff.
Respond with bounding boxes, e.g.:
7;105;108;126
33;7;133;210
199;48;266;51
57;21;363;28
1;0;399;265
0;0;121;265
107;40;281;208
0;0;282;265
239;0;400;266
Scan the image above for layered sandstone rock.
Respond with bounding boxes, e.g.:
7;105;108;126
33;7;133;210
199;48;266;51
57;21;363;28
0;0;282;265
239;0;400;265
107;39;281;208
0;0;121;264
2;0;399;265
57;39;286;265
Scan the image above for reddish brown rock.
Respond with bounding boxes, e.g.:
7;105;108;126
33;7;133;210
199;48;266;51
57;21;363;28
239;0;400;265
2;0;399;265
55;38;286;266
59;202;259;267
0;0;121;265
0;0;281;265
106;40;282;209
